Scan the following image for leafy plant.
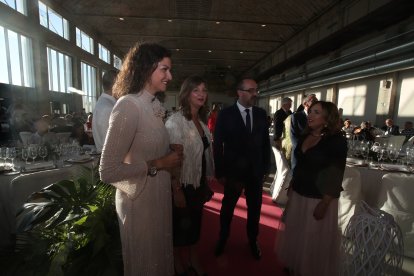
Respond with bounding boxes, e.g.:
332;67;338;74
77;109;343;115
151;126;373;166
3;166;122;276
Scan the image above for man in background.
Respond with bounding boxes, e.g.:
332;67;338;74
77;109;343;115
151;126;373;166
92;70;118;153
273;97;292;150
213;78;271;260
381;118;400;136
290;94;318;169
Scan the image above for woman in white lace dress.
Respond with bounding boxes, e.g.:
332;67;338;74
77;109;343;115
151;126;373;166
100;43;183;276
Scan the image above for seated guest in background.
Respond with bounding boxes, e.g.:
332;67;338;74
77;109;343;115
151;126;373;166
29;117;57;145
70;121;94;146
401;121;414;143
165;75;214;276
276;101;347;276
353;121;375;142
341;119;354;139
381;118;399;136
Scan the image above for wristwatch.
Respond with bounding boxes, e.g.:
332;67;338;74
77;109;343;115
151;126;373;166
148;166;158;177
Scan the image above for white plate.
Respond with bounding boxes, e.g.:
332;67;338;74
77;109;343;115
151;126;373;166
66;156;94;163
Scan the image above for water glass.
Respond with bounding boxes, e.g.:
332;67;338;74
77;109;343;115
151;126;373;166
21;148;29;164
28;145;38;163
39;146;48;161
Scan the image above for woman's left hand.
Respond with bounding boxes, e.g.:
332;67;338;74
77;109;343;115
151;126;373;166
313;200;329;220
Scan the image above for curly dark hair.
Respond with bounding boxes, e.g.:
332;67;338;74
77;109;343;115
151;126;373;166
304;101;341;136
178;75;209;122
112;43;171;99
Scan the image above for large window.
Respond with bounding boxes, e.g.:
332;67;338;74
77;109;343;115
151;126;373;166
76;28;94;54
98;44;110;64
81;62;97;113
38;1;69;40
0;25;34;87
0;0;26;14
47;47;72;92
113;54;122;70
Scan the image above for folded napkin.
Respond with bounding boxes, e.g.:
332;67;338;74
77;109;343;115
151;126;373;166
24;161;55;171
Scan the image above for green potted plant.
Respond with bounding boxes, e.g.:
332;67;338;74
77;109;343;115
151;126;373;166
3;167;123;275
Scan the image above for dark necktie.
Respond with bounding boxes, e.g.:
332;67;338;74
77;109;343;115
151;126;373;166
245;109;251;133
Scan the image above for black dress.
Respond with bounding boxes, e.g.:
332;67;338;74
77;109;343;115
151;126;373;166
173;135;209;246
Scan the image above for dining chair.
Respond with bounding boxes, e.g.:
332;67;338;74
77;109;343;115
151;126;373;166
387;135;406;150
338;166;362;234
270;143;291;205
380;173;414;258
9;167;79;234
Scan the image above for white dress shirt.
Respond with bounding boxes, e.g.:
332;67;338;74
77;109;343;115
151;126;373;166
236;101;253;130
92;92;116;153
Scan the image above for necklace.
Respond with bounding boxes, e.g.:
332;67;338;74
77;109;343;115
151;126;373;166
310;132;324;137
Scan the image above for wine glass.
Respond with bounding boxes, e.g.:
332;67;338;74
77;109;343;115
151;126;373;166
39;146;48;161
1;147;8;167
28;145;38;163
388;148;399;164
361;145;369;162
378;148;388;167
21;148;29;164
6;147;17;169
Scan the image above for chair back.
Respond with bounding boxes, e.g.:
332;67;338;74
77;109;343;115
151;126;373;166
56;132;71;143
339;167;362;234
387;135;406;150
270;144;291;205
19;131;32;146
380;173;414;258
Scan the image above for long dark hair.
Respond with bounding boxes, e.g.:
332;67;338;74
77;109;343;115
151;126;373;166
113;43;171;99
303;101;341;137
178;75;209;122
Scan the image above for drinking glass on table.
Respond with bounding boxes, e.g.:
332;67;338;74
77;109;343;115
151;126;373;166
388;148;399;164
378;148;387;167
28;145;38;163
6;147;17;168
21;148;29;164
39;146;48;161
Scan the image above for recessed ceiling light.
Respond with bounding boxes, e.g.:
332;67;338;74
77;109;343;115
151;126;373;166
240;51;244;54
176;48;180;51
216;21;220;24
208;50;212;53
119;17;124;21
168;19;173;22
261;24;266;27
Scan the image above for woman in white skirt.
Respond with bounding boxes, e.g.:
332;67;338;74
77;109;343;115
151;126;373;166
276;101;347;276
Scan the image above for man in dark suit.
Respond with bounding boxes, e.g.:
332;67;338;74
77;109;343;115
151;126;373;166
273;97;293;149
381;118;400;136
290;94;317;169
213;78;271;260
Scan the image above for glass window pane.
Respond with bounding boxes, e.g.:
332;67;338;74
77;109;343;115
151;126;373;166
20;35;33;87
7;30;22;86
65;55;72;91
16;0;26;14
0;26;9;84
76;28;81;48
58;53;65;92
50;49;58;91
48;9;63;37
38;1;48;27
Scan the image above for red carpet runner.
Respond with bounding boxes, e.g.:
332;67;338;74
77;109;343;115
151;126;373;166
197;180;287;275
